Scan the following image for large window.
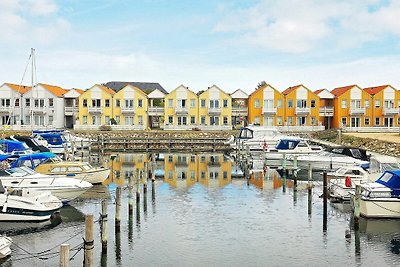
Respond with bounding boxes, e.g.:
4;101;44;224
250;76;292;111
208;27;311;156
341;100;347;108
201;99;206;108
288;99;293;108
223;99;228;108
190;99;196;108
297;99;307;108
254;99;260;108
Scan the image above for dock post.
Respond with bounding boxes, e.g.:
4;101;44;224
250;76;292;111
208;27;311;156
84;214;94;267
338;128;342;144
282;153;287;192
143;162;148;195
101;200;107;254
136;169;141;204
59;244;70;267
129;175;134;216
308;163;312;216
323;171;328;232
80;140;84;162
97;136;100;163
115;187;121;232
354;184;361;229
293;155;298;188
151;154;156;182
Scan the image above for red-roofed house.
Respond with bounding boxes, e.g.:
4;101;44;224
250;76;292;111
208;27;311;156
331;85;372;128
282;85;320;126
363;85;399;127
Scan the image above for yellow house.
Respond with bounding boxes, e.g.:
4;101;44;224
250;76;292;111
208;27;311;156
248;84;284;126
282;85;320;126
164;153;198;188
164;85;198;130
198;85;232;130
113;84;148;130
105;153;148;186
364;85;399;127
76;84;115;130
331;85;372;128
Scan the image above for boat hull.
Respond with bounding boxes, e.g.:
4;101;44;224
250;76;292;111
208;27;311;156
351;197;400;219
0;236;12;258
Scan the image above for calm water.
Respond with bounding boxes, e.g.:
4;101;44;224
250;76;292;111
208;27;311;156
1;153;399;266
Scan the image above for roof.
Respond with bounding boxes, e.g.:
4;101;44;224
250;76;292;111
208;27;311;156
231;89;249;99
364;85;390;95
104;81;167;94
331;85;358;97
282;85;303;95
74;88;85;94
38;83;68;97
314;89;324;95
5;83;31;94
97;84;116;95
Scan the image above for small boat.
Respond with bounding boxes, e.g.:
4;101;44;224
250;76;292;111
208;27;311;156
9;135;50;153
296;151;369;171
350;170;400;218
263;138;323;161
0;184;62;222
0;139;34;156
11;152;109;184
325;146;370;162
0;235;12;258
0;166;92;203
32;130;71;155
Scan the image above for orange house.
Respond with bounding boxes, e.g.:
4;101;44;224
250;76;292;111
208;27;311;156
331;85;372;128
282;85;320;126
364;85;399;127
248;84;284;126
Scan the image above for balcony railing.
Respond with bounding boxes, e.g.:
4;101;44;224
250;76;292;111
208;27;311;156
349;107;366;115
262;107;277;114
65;106;79;114
121;107;136;114
232;107;248;116
208;107;222;115
0;106;12;113
175;107;188;115
319;106;334;116
148;106;164;115
31;106;47;114
383;107;399;115
88;107;102;113
295;107;310;114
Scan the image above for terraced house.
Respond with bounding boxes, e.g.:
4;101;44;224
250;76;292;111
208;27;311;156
230;89;249;129
314;89;335;129
76;84;116;129
198;85;232;130
0;83;31;127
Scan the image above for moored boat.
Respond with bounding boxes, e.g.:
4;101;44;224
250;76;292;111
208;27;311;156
0;235;12;258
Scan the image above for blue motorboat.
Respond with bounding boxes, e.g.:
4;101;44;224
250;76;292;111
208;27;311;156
0;139;33;156
10;152;58;169
32;131;71;155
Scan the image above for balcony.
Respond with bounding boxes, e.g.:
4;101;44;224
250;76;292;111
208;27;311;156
65;106;78;115
31;106;47;114
0;106;12;113
88;107;102;114
262;107;277;115
148;106;164;116
383;107;399;116
175;107;188;115
349;107;366;115
121;107;136;114
319;107;334;117
295;107;310;115
208;107;222;115
232;107;248;116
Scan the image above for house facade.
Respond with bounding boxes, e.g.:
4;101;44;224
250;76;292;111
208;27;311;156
0;83;31;127
230;89;248;129
314;89;335;129
147;89;165;129
63;88;84;128
364;85;399;127
198;85;232;130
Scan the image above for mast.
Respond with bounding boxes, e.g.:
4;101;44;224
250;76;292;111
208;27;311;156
31;48;35;130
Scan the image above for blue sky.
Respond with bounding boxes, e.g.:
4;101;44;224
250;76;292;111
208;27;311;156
1;0;400;93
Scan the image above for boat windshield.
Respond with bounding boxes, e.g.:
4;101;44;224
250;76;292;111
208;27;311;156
82;164;92;170
7;167;35;176
50;156;63;163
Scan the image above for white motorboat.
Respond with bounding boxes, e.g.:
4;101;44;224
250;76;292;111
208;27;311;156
350;170;400;218
262;138;323;161
296;151;369;171
0;185;62;222
0;167;93;203
0;235;12;258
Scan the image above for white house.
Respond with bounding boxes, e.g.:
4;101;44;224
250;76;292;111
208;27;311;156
0;83;31;128
63;88;84;128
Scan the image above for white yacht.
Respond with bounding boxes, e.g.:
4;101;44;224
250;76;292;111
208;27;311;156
0;167;92;203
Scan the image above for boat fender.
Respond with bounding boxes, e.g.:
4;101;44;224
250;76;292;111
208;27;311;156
345;176;352;187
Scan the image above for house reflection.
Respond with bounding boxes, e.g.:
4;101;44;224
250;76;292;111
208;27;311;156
248;168;294;190
105;153;149;186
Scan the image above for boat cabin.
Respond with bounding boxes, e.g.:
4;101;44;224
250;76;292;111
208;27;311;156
375;170;400;197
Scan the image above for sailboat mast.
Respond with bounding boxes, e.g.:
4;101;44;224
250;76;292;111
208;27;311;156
31;48;35;130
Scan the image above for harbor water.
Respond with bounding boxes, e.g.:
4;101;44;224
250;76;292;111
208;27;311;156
0;153;399;266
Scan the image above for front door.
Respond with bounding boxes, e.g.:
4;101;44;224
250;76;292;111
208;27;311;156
351;117;361;127
384;117;394;127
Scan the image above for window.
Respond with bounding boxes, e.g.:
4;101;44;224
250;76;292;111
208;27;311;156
82;116;87;125
254;99;260;108
341;117;347;126
201;156;206;162
168;171;173;179
201;116;205;124
191;155;196;162
288;99;293;108
168;116;173;124
83;99;87;107
168;155;173;163
15;99;19;107
210;100;219;108
138;116;143;125
277;116;282;125
25;99;30;107
92;99;101;107
375;117;380;126
365;100;370;108
116;99;120;107
210;116;219;125
105;99;110;107
168;99;173;108
190;171;195;180
287;116;293;126
223;99;228;108
264;99;273;108
105;116;110;125
310;100;316;108
190;116;195;124
364;117;369;125
49;98;54;107
48;115;53;125
223;116;228;125
25;115;30;124
375;100;380;108
277;100;282;108
201;172;205;179
311;116;316;125
223;171;228;179
125;116;134;125
138;99;143;108
254;116;260;125
190;99;196;108
115;116;120;124
201;99;206;107
297;99;307;108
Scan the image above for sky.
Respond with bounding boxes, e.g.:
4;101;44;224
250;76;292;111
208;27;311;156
1;0;400;94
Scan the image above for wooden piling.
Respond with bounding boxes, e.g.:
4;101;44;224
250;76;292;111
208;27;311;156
293;155;298;188
80;140;84;162
115;187;121;232
128;175;134;216
101;200;107;254
308;163;312;216
143;162;148;195
282;153;287;192
85;214;94;267
151;154;156;182
323;171;328;231
136;169;141;204
59;244;70;267
354;184;361;229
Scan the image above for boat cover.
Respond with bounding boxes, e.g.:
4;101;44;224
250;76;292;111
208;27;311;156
37;134;65;145
11;152;57;169
376;170;400;196
0;140;30;153
275;138;301;150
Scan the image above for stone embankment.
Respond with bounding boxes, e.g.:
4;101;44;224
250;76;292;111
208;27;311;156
311;129;400;158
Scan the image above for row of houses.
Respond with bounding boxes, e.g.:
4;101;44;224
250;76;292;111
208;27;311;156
0;81;399;130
